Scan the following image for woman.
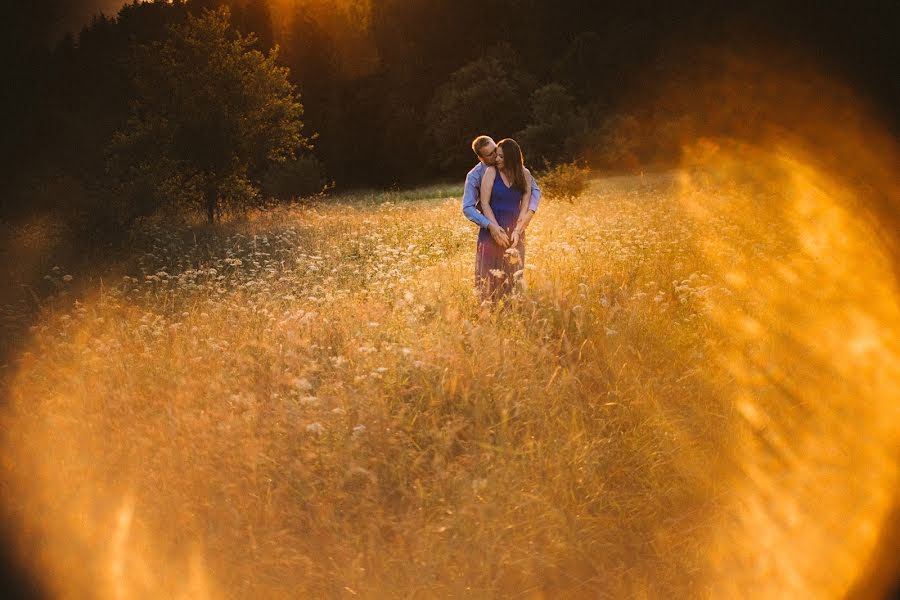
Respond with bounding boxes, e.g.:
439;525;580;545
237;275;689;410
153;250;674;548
475;138;536;302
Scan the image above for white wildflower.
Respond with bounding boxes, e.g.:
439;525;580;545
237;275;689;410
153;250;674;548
293;377;313;392
504;247;520;265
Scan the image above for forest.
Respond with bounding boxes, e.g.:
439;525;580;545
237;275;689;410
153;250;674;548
2;0;898;231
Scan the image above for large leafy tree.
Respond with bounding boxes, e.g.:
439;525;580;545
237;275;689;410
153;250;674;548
516;83;587;167
110;6;310;223
425;45;535;173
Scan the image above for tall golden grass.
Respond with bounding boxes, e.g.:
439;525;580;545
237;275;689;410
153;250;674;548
2;154;898;598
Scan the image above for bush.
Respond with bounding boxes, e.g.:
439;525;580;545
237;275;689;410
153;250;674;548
536;161;591;201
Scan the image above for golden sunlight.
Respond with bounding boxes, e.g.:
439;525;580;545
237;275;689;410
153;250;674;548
2;55;898;598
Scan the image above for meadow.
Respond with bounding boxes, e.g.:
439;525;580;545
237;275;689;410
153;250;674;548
2;156;898;599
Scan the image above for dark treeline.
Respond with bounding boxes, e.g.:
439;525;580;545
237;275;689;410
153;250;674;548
2;0;898;226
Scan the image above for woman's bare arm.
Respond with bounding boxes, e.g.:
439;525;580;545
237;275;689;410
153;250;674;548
479;167;500;226
517;169;532;223
512;169;536;244
479;167;509;248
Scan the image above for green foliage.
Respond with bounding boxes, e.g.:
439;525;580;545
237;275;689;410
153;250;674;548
536;161;591;201
585;113;643;170
425;45;535;172
516;83;587;166
108;7;312;223
551;31;610;100
261;155;329;201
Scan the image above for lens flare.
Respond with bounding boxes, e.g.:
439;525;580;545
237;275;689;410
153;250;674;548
674;140;899;597
1;55;898;598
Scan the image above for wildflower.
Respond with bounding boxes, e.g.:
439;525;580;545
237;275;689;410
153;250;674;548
599;295;609;308
293;377;313;392
489;269;505;279
62;275;73;282
351;424;366;439
306;422;325;435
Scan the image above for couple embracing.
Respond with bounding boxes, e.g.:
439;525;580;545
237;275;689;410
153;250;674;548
461;135;541;303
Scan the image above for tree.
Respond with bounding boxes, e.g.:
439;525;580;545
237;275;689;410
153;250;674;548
425;45;535;173
109;7;311;223
517;83;587;167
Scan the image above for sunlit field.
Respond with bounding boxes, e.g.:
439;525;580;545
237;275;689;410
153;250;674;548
2;148;898;598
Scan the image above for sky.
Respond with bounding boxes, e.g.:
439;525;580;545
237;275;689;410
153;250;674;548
50;0;130;42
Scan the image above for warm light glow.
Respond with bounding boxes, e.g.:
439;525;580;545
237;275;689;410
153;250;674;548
2;58;898;597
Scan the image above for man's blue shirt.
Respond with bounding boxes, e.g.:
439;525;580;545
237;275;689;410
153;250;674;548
462;162;541;228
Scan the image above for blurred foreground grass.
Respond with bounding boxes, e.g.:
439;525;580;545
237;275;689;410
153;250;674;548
2;162;897;599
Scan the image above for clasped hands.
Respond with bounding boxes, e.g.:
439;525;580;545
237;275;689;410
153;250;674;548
488;222;524;249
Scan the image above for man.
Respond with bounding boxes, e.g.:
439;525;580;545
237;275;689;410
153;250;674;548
462;135;541;248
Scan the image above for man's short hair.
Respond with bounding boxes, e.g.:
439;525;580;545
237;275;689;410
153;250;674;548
471;135;494;158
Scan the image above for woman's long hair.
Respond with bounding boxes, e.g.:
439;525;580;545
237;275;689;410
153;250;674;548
498;138;527;194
